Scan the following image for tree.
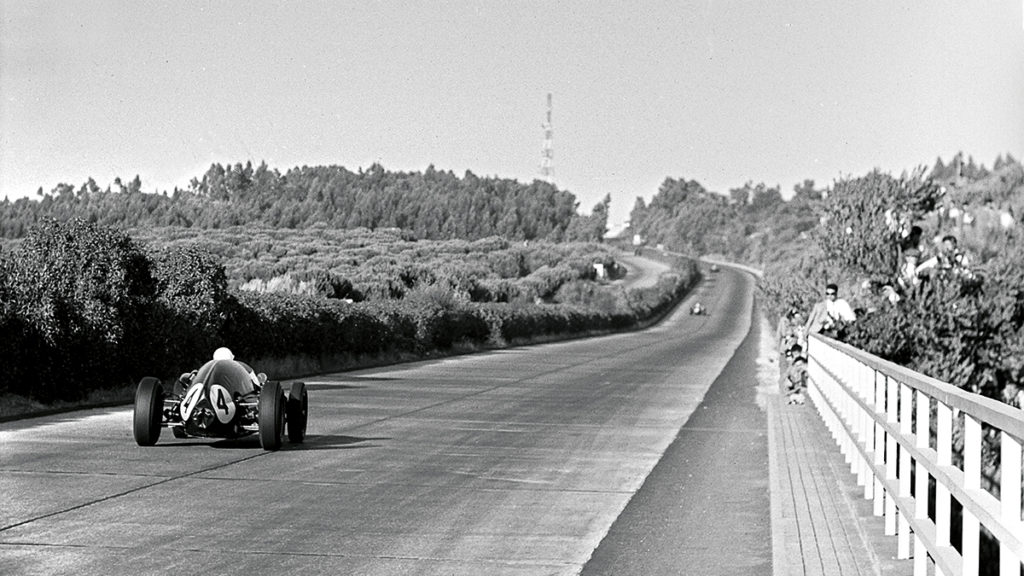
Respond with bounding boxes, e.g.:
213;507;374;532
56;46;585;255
749;182;783;215
792;179;822;203
816;169;941;278
127;174;143;194
77;178;100;197
567;194;611;242
4;218;156;399
51;183;74;198
930;156;949;180
729;186;749;206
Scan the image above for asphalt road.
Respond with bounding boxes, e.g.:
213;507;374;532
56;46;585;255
612;251;670;290
0;267;758;576
581;293;771;575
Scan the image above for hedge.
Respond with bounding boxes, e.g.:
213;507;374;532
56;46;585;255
0;218;699;403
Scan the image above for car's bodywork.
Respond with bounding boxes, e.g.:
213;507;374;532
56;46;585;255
133;359;307;451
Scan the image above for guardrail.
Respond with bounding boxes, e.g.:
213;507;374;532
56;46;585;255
806;333;1024;576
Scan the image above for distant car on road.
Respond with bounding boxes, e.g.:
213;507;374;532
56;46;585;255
709;264;720;273
133;348;307;451
690;302;705;315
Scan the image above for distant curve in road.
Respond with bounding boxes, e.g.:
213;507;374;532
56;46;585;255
613;251;671;290
0;268;757;576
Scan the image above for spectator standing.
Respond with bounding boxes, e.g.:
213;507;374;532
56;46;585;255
917;234;970;278
806;283;856;334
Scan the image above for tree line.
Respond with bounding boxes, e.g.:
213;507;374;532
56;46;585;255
628;153;1023;403
0;162;610;242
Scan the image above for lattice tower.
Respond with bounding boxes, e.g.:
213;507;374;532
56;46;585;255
539;93;554;183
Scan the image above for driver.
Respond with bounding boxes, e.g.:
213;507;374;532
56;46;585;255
212;346;234;361
177;347;265;393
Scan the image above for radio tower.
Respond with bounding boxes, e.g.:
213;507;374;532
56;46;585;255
539;93;554;183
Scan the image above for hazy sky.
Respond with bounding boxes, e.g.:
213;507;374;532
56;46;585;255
2;1;1022;228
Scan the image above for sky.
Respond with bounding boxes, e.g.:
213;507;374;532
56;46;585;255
2;1;1023;230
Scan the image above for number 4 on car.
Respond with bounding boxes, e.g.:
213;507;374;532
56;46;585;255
133;348;308;451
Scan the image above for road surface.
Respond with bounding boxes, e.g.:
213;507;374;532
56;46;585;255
613;251;671;290
0;267;761;575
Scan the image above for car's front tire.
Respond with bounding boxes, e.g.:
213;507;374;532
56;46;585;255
259;381;285;450
287;382;308;444
133;377;163;446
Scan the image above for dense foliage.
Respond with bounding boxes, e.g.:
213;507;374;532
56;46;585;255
628;153;1024;405
0;220;156;400
766;161;1022;402
628;176;822;267
0;219;698;403
0;162;609;242
127;226;624;304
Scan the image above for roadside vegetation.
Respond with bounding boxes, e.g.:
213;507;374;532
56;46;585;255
127;226;626;303
0;162;690;416
0;218;698;416
627;153;1023;548
627;153;1023;407
5;152;1018;420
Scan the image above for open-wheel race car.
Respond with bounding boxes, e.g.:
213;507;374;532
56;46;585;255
133;348;307;451
690;302;705;315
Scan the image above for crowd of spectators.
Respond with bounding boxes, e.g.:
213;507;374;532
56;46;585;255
775;226;979;406
898;226;974;290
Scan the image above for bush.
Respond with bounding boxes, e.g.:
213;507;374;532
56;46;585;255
0;220;700;404
817;169;942;278
148;245;233;371
1;219;156;399
555;280;627;314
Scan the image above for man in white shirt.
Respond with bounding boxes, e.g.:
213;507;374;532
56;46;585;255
806;283;856;334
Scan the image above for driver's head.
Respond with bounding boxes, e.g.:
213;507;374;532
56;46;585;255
213;347;234;361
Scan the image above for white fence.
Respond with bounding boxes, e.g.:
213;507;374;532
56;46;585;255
807;333;1024;576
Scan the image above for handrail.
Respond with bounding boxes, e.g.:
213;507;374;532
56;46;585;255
806;333;1024;576
815;334;1024;440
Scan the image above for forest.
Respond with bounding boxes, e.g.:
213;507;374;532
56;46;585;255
0;162;610;243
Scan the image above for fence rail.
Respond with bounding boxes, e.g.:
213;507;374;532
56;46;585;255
807;333;1024;576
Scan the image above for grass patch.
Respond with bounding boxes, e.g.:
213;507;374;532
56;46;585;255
0;386;134;421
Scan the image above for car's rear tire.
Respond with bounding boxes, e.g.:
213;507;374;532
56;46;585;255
133;377;163;446
287;382;308;443
259;381;285;451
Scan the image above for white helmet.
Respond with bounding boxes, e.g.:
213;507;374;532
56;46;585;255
213;347;234;361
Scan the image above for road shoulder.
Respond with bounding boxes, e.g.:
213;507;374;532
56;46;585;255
761;311;909;576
